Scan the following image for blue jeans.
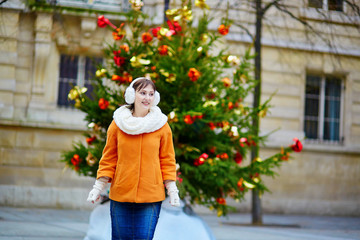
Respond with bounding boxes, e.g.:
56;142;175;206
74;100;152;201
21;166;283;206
110;200;162;240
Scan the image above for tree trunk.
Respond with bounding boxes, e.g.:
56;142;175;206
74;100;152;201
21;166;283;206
251;0;263;225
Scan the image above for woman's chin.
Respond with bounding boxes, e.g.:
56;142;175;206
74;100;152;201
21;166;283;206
141;103;151;109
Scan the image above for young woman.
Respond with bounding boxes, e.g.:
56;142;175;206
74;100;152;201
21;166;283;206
87;77;180;240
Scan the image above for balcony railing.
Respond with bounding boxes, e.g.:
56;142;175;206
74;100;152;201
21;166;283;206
28;0;130;13
56;0;129;12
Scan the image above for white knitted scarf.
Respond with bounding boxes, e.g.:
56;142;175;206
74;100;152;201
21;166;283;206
113;105;168;135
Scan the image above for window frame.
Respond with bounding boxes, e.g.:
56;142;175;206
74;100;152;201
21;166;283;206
308;0;346;12
57;54;102;108
304;73;345;144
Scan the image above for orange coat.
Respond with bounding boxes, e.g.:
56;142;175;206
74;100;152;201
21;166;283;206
96;120;177;203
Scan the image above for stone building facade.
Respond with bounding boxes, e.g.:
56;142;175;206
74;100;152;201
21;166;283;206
0;0;359;215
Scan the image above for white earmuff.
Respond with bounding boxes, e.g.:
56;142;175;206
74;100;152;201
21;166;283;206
124;77;160;106
124;85;136;104
153;91;160;106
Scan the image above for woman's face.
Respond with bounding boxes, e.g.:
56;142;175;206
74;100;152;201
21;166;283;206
134;84;155;112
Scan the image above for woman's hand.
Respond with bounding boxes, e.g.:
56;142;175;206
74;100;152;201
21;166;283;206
164;180;180;207
87;177;109;203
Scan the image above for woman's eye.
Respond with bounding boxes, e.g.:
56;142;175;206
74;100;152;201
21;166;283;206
150;93;154;96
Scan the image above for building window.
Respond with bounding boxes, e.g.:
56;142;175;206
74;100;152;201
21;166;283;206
304;74;344;142
308;0;344;12
57;54;102;107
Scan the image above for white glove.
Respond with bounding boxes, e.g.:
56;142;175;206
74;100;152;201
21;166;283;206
165;181;180;207
87;177;108;203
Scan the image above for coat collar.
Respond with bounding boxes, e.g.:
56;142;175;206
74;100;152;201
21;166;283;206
113;105;168;135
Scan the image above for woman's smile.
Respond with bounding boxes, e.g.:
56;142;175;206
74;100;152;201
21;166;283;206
133;85;155;117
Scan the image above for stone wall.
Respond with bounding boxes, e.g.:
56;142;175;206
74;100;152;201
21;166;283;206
0;0;359;214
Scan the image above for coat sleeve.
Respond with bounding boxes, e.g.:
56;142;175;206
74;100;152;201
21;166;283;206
159;123;177;181
96;120;118;182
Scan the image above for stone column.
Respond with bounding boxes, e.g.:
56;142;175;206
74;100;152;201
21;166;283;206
80;17;97;48
0;10;20;120
29;12;53;108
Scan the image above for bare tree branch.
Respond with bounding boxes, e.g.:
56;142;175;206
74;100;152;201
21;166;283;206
0;0;8;6
344;0;360;16
233;22;255;40
262;0;281;15
272;2;335;51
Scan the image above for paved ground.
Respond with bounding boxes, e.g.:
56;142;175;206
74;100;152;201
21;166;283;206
204;213;360;240
0;206;359;240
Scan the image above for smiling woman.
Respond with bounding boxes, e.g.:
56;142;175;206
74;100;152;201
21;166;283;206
86;77;180;240
125;77;160;112
132;79;156;117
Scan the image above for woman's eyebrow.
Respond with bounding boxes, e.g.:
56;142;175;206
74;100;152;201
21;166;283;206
139;89;154;93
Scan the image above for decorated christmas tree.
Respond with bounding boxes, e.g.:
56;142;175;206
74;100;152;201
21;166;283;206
61;0;302;216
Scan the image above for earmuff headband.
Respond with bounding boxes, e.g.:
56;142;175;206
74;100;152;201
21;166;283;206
124;77;160;106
